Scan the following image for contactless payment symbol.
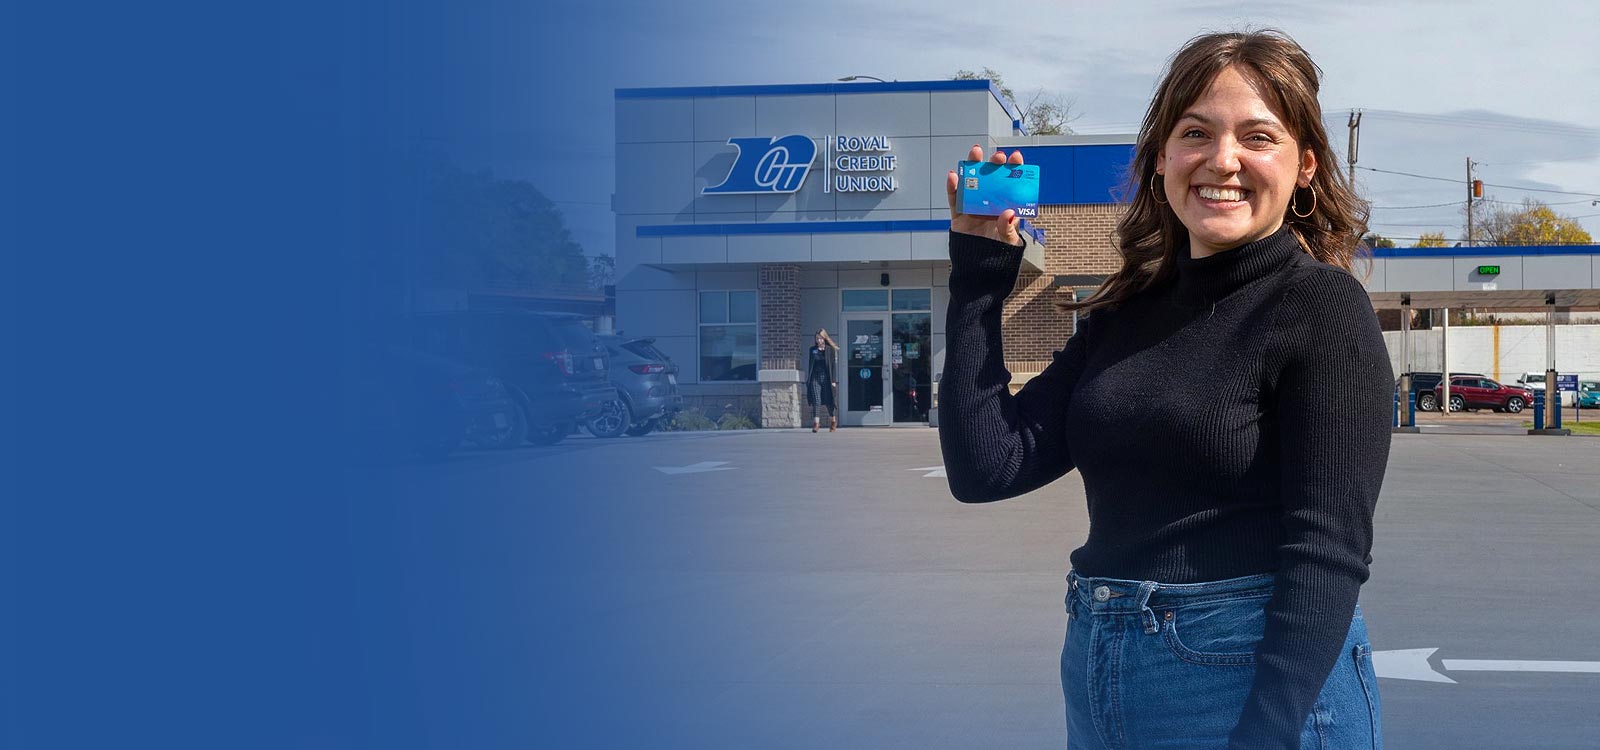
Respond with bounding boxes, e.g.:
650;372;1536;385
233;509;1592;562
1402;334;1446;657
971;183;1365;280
702;135;817;194
859;368;871;380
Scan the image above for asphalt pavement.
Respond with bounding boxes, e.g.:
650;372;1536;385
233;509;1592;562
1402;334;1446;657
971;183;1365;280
391;426;1600;749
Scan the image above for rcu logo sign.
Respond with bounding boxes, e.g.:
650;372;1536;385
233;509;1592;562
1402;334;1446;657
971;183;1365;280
702;135;817;194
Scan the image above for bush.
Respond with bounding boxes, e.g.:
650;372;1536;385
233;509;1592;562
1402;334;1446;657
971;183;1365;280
660;404;760;431
662;408;717;432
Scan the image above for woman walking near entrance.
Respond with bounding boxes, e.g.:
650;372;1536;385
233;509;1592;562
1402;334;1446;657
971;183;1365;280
806;328;839;433
939;30;1392;748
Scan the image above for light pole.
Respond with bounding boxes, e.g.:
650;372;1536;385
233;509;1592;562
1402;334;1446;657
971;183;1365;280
837;75;889;83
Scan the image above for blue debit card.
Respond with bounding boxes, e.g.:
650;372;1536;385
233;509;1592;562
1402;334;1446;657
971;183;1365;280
957;160;1040;218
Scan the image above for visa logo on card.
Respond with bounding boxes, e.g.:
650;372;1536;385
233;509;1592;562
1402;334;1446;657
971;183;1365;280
957;161;1040;218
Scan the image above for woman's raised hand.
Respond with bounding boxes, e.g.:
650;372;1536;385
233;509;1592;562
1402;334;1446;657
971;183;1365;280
946;144;1025;246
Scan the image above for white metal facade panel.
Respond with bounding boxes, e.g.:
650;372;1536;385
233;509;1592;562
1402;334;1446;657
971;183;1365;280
693;96;756;143
615;98;693;143
813;232;912;263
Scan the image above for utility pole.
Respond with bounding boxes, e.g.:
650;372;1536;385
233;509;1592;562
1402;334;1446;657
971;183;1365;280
1347;110;1362;184
1466;158;1476;247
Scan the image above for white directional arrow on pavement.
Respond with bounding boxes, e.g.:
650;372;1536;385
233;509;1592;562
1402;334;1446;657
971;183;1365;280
653;461;735;475
908;465;946;478
1374;648;1600;683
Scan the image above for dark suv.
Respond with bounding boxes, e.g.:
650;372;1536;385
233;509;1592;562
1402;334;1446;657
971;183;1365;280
409;311;618;445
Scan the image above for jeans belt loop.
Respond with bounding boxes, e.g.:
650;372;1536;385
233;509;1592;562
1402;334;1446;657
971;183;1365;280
1065;574;1076;619
1134;581;1161;634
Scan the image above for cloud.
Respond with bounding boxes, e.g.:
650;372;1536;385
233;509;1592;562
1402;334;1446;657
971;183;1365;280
458;0;1600;252
1342;109;1600;241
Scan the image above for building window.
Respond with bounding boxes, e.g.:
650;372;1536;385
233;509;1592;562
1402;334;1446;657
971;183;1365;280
1072;289;1096;334
699;290;758;381
841;289;889;312
891;288;931;311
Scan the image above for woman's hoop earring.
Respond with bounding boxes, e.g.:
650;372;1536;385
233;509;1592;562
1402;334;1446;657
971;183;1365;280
1291;185;1317;218
1149;174;1169;205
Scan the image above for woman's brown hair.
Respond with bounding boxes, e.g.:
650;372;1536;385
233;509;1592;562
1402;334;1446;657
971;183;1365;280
1059;29;1371;317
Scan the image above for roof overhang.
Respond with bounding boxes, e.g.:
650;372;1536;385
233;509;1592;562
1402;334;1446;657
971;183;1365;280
1369;289;1600;310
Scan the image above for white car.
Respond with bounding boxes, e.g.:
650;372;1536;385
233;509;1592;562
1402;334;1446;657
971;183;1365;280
1516;371;1576;407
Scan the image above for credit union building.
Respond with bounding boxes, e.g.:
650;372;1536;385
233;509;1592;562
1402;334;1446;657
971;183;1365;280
613;78;1136;428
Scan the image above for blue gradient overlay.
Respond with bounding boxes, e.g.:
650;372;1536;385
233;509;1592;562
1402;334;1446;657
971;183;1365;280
7;1;760;747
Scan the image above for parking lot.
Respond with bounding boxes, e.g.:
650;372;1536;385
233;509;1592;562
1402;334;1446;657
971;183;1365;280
391;427;1600;749
1407;404;1600;434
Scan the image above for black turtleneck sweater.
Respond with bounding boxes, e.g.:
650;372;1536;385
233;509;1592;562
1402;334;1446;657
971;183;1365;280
938;225;1393;748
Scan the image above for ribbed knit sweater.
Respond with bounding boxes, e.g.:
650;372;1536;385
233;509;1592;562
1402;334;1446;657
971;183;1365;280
938;225;1393;748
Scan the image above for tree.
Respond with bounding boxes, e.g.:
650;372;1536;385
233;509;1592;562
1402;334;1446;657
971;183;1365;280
952;68;1078;135
420;162;591;290
587;254;615;290
1468;197;1593;246
1413;232;1448;248
1360;232;1396;248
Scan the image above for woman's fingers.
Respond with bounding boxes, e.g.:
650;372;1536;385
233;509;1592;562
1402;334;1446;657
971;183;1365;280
998;209;1019;244
993;149;1024;165
967;144;985;163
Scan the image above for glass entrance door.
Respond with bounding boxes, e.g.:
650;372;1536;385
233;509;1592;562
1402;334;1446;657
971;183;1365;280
843;315;890;426
891;312;931;423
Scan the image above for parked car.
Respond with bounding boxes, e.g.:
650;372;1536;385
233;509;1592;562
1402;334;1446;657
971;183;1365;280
1400;371;1485;412
408;311;619;446
1578;380;1600;409
1517;371;1579;408
1517;371;1546;393
354;344;523;460
1430;375;1534;414
593;334;683;437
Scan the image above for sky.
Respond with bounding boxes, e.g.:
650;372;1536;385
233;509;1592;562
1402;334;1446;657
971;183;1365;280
447;0;1600;260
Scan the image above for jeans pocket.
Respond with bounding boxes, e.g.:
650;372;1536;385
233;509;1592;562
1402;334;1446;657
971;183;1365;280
1353;643;1383;748
1160;594;1270;666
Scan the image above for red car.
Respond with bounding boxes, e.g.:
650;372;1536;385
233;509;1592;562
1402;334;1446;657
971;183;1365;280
1431;376;1535;414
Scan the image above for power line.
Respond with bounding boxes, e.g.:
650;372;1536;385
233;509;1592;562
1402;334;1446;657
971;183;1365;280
1369;200;1466;210
1480;153;1600;167
1332;108;1600;139
1358;166;1600;198
1370;221;1465;228
1369;197;1595;210
1359;166;1468;184
1484;197;1596;206
1472;181;1600;198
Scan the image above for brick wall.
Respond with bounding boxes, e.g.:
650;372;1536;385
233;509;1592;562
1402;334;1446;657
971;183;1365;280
759;264;801;370
1002;203;1127;372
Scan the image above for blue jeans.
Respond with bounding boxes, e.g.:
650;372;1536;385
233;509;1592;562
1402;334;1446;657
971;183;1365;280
1062;571;1382;749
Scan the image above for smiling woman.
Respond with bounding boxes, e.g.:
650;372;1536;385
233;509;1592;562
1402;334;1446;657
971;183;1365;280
1155;65;1317;258
938;28;1393;750
1064;29;1370;314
